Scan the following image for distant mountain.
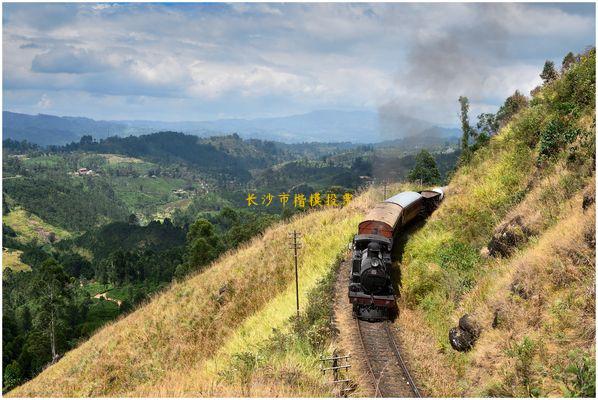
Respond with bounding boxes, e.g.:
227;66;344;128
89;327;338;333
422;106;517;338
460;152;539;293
3;111;128;146
3;110;460;145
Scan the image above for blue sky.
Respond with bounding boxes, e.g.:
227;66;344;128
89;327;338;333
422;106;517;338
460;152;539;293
3;2;595;126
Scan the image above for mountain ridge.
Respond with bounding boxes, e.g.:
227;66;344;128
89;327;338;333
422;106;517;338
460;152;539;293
3;110;460;146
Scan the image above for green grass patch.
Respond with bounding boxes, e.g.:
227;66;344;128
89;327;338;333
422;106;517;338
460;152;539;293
3;206;71;244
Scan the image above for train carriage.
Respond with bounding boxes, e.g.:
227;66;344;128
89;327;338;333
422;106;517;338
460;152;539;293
349;187;445;321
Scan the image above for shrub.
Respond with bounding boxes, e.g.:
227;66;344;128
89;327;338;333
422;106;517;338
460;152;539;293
506;337;540;397
560;351;596;398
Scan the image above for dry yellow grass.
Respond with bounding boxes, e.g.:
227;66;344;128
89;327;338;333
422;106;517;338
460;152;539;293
2;248;31;272
397;175;595;396
8;185;386;397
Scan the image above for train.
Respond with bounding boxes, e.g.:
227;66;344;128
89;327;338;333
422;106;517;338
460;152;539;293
349;187;445;321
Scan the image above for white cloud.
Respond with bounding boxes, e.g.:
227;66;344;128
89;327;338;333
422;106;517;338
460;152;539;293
37;93;52;108
2;2;595;123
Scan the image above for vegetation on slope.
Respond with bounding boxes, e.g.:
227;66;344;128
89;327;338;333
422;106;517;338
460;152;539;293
397;49;595;396
7;188;380;396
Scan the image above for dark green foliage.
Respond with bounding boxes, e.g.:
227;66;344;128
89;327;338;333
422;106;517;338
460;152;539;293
408;150;441;185
61;132;252;183
29;258;73;361
458;96;472;153
175;219;224;278
78;299;120;337
496;90;529;128
536;48;595;164
560;351;595;397
540;60;559;84
476;113;499;138
562;52;576;72
538;119;582;161
71;219;185;261
3;360;23;392
3;176;129;232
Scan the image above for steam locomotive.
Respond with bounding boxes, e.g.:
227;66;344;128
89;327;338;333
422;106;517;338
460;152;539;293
349;188;445;321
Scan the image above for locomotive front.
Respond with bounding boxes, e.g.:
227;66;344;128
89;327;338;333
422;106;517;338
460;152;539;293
348;189;445;321
349;235;397;321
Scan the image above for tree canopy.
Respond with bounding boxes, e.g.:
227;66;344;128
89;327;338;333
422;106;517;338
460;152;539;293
408;150;441;185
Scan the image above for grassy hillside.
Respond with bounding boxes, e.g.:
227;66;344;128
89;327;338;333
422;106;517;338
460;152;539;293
7;50;593;399
3;206;71;244
396;49;595;396
7;185;393;397
2;249;30;272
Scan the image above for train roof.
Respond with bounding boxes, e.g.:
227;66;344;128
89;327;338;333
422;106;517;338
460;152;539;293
384;191;422;208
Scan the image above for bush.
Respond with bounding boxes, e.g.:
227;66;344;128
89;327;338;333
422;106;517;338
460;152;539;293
560;351;595;398
538;118;582;161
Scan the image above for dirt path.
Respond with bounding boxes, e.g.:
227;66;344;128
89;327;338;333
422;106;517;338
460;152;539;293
94;292;122;307
332;256;421;397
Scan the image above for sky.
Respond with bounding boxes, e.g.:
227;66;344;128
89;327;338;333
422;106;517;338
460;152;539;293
2;2;596;127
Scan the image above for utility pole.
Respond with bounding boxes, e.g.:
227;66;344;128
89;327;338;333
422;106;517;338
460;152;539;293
383;180;388;199
288;230;302;317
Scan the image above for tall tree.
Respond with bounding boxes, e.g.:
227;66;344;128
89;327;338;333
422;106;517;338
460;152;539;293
175;219;224;278
561;52;576;72
476;113;499;138
30;258;73;364
458;96;472;152
540;60;558;84
408;150;441;185
496;90;529;127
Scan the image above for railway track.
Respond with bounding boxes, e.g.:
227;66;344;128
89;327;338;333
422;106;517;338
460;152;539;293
356;319;421;398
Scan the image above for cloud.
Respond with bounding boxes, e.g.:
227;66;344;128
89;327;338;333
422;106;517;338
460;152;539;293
2;2;595;124
31;45;110;74
37;93;51;108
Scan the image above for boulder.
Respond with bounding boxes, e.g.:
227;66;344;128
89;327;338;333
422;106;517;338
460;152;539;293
488;215;533;257
449;314;481;352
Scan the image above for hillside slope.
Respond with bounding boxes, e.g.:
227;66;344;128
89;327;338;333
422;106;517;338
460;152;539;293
7;186;390;396
394;49;595;396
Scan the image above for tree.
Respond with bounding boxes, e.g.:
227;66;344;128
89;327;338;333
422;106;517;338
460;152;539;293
30;258;73;364
79;135;94;145
408;150;441;185
175;219;224;279
496;90;528;127
540;60;558;84
127;213;139;225
3;360;23;391
476;112;498;139
562;52;576;72
458;96;472;152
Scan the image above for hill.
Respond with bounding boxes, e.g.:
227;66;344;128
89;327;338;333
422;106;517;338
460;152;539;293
7;49;594;399
3;110;460;146
6;186;388;396
2;112;128;146
394;49;596;396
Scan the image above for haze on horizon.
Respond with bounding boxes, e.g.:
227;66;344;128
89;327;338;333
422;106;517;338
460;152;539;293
3;2;595;129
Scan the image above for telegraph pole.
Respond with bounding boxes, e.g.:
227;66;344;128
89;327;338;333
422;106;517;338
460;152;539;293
288;230;302;317
383;180;388;199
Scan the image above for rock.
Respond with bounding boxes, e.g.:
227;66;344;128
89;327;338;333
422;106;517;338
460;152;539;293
582;190;595;210
459;314;481;338
449;327;474;352
488;215;532;257
449;314;481;352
